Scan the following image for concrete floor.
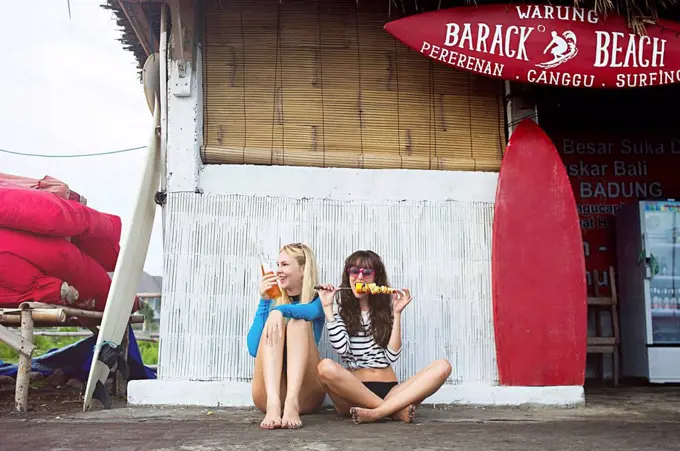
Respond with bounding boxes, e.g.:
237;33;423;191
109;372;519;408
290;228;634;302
2;386;680;450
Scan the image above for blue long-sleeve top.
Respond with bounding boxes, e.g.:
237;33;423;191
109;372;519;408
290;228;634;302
246;294;324;357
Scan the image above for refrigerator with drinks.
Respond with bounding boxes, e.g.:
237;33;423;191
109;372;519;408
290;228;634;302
616;200;680;383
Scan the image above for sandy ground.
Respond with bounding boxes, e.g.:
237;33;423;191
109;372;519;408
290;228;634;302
2;385;680;450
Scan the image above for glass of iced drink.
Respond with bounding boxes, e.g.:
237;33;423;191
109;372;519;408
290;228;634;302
259;254;282;300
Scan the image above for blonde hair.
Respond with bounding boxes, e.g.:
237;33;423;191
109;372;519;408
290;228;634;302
276;242;318;306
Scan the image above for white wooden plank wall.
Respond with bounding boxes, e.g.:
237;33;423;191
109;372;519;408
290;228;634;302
158;192;499;385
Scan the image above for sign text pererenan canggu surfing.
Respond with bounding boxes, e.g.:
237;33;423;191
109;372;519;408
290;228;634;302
384;4;680;88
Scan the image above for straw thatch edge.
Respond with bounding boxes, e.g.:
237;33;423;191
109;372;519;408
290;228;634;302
102;0;680;74
101;0;164;78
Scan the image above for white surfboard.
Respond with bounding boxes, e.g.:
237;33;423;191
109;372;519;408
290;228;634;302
82;53;161;411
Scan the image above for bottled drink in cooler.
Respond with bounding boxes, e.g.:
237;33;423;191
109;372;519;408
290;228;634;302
259;254;282;300
652;288;661;309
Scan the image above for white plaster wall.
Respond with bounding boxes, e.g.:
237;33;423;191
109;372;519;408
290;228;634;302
505;80;539;134
199;165;499;202
129;380;584;408
138;165;587;407
159;166;499;385
165;46;203;193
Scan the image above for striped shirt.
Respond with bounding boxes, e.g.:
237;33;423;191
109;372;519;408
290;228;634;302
326;310;401;370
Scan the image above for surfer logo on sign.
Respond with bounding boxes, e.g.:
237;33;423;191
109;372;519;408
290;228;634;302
536;30;579;69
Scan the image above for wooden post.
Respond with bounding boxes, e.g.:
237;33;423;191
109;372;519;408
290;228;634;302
115;324;130;399
15;308;34;412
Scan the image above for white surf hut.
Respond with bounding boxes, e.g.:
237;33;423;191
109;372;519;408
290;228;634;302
106;0;580;407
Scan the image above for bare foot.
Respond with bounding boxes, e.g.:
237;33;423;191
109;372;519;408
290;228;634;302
391;404;416;423
260;405;282;430
349;407;380;424
281;400;303;429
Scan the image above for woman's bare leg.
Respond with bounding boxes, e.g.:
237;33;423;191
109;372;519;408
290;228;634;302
350;359;452;424
281;319;326;428
316;359;412;421
317;359;383;415
251;316;287;429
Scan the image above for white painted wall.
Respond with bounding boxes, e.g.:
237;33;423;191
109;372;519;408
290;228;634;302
165;46;203;193
200;164;499;202
133;166;583;407
505;81;539;134
159;167;499;385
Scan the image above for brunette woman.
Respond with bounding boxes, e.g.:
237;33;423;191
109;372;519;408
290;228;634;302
316;250;452;424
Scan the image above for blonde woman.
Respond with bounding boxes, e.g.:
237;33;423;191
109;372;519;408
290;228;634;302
247;243;326;430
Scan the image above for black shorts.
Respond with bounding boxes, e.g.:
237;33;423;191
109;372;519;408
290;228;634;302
363;381;398;399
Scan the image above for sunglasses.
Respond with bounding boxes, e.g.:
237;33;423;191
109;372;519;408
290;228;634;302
348;266;375;277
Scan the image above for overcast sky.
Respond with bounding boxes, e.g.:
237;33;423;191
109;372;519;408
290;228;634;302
0;0;163;276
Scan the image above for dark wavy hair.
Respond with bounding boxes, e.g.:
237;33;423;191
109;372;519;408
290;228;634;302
338;250;393;348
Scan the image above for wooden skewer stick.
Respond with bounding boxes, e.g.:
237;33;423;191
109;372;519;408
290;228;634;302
314;285;352;290
314;285;406;296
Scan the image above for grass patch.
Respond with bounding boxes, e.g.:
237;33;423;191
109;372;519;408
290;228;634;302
138;341;158;365
0;327;158;365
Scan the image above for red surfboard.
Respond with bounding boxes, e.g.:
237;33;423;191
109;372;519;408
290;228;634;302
492;119;587;387
384;4;680;89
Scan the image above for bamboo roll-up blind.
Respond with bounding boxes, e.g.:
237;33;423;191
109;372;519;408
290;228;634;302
202;0;506;171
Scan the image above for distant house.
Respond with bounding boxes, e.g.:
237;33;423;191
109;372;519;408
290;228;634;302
107;271;162;328
137;272;162;320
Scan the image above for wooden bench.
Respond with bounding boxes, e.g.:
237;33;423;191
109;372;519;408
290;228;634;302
0;302;144;412
587;266;620;386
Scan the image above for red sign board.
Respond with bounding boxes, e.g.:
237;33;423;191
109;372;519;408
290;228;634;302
384;4;680;88
555;133;680;295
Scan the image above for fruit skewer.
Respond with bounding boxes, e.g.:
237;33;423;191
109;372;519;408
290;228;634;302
314;283;404;296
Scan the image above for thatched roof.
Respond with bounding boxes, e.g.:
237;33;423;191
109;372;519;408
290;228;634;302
101;0;163;77
104;0;680;73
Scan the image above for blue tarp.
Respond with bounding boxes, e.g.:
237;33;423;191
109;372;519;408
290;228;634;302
0;326;156;381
